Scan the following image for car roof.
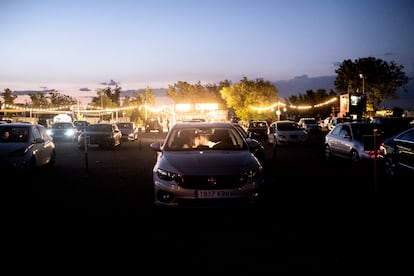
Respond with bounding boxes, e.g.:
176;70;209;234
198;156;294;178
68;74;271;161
276;120;296;124
172;122;235;129
0;123;35;127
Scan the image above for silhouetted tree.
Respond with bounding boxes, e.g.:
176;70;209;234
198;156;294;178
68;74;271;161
335;57;410;114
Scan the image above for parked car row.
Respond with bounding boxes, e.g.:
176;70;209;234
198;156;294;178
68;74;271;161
324;121;414;181
45;120;139;145
2;119;412;196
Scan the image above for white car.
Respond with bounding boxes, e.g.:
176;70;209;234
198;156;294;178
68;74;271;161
267;120;308;146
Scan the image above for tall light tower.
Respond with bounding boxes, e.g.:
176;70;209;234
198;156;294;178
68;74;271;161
359;74;365;94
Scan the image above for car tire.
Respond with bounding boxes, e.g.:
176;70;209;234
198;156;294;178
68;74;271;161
350;150;360;166
324;145;332;161
47;151;56;168
383;155;397;180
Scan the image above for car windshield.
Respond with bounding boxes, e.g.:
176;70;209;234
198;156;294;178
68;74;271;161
164;126;247;151
51;123;73;129
87;124;112;132
278;122;300;131
117;123;133;129
249;121;267;128
0;126;30;143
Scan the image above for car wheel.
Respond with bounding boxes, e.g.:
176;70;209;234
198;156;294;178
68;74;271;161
384;155;397;180
47;151;56;168
324;145;332;161
350;150;360;166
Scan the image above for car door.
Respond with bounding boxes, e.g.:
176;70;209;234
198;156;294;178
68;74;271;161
330;125;351;158
395;129;414;171
34;125;53;166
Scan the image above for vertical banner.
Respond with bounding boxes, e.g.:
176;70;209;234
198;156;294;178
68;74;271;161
339;93;349;117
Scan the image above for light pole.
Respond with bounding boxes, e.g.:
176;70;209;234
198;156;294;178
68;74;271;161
359;74;365;94
276;102;281;121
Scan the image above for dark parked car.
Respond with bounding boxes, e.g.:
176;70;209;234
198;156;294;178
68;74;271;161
0;123;56;170
47;122;76;141
78;123;122;149
116;122;139;141
380;127;414;182
73;120;90;140
145;117;162;133
150;122;265;208
247;120;269;140
232;123;266;165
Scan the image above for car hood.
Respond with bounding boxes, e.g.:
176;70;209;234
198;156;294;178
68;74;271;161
160;150;259;174
0;142;28;156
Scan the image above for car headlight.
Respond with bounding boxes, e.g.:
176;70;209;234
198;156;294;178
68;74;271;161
156;168;184;184
240;165;264;182
65;129;75;136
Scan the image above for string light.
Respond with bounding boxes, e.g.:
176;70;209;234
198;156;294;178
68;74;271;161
250;97;337;111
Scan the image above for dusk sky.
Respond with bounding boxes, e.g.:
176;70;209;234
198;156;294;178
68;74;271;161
1;0;413;99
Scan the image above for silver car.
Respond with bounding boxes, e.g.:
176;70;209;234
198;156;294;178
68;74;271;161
115;122;139;142
324;122;383;166
150;122;265;208
0;123;56;170
267;120;308;146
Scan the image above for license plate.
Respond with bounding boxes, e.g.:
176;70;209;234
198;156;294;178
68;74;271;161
196;190;231;198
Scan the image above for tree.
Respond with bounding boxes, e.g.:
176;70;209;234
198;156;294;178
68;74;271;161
28;92;50;108
48;90;77;106
220;77;278;121
92;86;121;109
285;89;338;119
334;57;410;114
167;81;227;105
1;88;17;105
137;86;156;121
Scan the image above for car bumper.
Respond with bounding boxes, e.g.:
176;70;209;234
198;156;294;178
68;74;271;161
153;177;264;208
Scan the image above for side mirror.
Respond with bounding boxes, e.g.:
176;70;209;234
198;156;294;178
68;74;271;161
150;142;161;152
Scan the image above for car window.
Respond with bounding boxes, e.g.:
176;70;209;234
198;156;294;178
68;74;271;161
1;126;29;142
339;126;351;137
87;124;112;132
38;125;50;140
351;124;382;139
397;129;414;141
278;122;300;131
165;127;246;151
117;123;133;129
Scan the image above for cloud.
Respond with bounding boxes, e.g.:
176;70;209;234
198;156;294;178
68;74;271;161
100;80;120;86
79;88;91;92
293;75;308;80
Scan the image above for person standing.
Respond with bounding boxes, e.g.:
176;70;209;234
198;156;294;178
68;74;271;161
165;118;170;132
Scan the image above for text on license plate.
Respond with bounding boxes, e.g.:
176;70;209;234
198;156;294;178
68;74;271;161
196;190;231;198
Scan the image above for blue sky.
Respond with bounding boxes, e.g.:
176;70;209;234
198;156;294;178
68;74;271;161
0;0;413;98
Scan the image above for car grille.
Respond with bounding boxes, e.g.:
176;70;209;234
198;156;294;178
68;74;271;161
179;174;247;190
